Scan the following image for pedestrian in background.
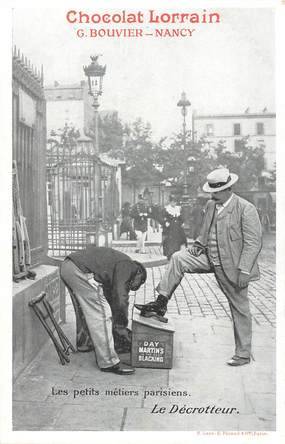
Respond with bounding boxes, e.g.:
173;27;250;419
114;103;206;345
120;201;136;240
149;203;160;233
130;194;149;253
161;194;187;260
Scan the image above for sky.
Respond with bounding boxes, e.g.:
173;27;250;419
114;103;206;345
12;7;275;140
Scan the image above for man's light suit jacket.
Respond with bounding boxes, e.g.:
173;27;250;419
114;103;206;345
196;193;262;286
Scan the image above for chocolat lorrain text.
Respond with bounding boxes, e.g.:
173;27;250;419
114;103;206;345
66;9;221;25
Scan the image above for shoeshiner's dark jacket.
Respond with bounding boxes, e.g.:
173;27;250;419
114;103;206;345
68;246;146;328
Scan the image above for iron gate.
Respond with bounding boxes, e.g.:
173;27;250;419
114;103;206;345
47;138;119;256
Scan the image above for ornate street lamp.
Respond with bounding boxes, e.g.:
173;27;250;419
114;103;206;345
83;55;108;245
177;92;193;237
177;92;191;140
83;54;106;98
83;55;106;154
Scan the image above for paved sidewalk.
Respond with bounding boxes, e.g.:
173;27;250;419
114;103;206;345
13;307;275;431
13;234;276;431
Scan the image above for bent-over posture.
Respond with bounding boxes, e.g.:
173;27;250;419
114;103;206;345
61;246;146;375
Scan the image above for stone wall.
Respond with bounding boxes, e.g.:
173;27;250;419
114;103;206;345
13;265;64;379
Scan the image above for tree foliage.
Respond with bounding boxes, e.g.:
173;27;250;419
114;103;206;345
212;137;265;191
110;118;163;186
47;124;81;153
48;119;267;195
154;131;215;193
98;112;124;153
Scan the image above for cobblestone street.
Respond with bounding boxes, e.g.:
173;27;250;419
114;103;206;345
12;233;276;431
117;233;276;328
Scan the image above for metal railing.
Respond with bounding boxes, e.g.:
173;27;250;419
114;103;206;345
12;47;47;266
47;139;119;256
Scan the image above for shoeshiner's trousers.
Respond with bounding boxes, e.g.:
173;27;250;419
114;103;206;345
60;259;120;369
157;249;252;358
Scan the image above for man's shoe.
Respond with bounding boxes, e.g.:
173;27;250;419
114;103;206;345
135;295;168;315
134;296;168;323
134;301;166;317
140;310;168;323
227;355;250;366
101;363;135;375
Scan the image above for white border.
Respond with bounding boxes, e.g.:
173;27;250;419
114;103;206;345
1;1;284;443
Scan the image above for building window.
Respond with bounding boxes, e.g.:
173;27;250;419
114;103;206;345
233;123;241;136
256;122;264;135
234;139;242;152
206;124;214;136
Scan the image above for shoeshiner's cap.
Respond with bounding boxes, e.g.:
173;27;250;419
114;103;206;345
203;168;238;193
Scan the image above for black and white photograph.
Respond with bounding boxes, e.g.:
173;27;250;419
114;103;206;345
1;0;284;441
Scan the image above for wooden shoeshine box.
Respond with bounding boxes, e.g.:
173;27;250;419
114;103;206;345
131;310;175;369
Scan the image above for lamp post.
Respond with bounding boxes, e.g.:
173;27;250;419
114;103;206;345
177;92;193;238
83;55;108;245
83;55;106;154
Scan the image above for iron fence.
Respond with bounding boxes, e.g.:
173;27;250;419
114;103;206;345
47;139;119;256
12;48;47;266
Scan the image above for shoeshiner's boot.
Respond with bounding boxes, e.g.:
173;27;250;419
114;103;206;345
134;295;168;323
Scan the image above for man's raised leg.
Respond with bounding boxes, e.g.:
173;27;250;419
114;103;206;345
135;249;212;319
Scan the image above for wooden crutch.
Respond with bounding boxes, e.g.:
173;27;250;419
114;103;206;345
29;292;76;365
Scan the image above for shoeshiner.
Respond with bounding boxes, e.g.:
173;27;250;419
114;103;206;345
61;246;146;375
135;168;262;367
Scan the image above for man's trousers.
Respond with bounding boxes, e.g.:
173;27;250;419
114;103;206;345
157;249;252;358
60;259;120;369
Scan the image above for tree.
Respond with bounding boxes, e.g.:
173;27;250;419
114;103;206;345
47;124;81;155
212;137;265;191
116;118;163;196
85;111;124;154
154;131;215;196
98;112;124;153
87;115;162;192
154;134;266;199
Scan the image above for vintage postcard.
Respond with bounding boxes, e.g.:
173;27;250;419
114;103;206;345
1;0;284;443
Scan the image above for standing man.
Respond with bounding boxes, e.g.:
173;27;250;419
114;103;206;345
61;246;146;375
130;194;149;253
135;168;262;366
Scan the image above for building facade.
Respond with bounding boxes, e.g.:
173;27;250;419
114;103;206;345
193;109;276;171
12;48;62;378
44;81;93;135
44;81;122;244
